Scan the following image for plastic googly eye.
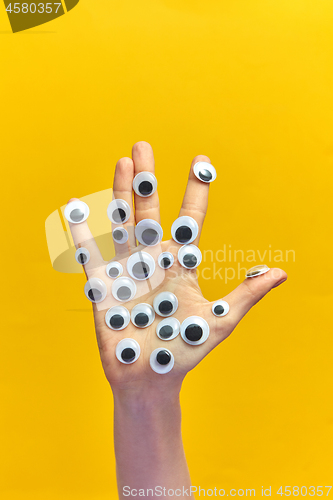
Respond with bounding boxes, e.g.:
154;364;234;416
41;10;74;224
107;199;131;224
153;292;178;317
75;247;90;265
178;244;202;269
212;300;230;317
193;162;217;183
84;278;107;303
135;219;163;247
133;172;157;197
105;306;130;330
116;338;140;364
150;348;174;374
180;316;210;345
158;252;174;270
156;317;180;341
246;265;270;278
112;277;137;302
112;227;129;245
127;251;155;281
105;262;123;279
64;200;90;224
171;216;199;245
130;303;155;328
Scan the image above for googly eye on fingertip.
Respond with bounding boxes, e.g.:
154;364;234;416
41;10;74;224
116;339;140;364
75;247;90;265
156;317;180;341
105;306;130;330
193;162;217;183
171;216;198;245
107;199;131;224
133;172;157;197
106;261;123;279
178;244;202;269
64;200;90;224
112;277;137;302
158;252;174;270
180;316;210;345
131;303;155;328
246;265;270;278
135;219;163;246
212;300;229;317
150;348;174;374
84;278;107;303
112;228;129;245
127;251;155;281
153;292;178;317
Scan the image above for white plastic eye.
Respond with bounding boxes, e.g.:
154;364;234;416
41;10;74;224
107;199;131;224
133;172;157;197
171;216;199;245
105;306;130;330
193;162;217;183
153;292;178;317
158;252;174;270
135;219;163;247
112;227;129;245
130;303;155;328
105;261;123;279
180;316;210;345
150;348;174;374
156;317;180;341
75;247;90;265
116;338;140;364
127;251;155;281
112;277;137;302
246;265;270;278
64;200;90;224
212;300;230;317
84;278;107;303
178;244;202;269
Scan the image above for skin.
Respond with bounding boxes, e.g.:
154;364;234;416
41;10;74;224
67;141;287;499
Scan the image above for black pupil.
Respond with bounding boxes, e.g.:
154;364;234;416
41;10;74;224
70;208;84;222
141;228;158;245
183;253;197;268
121;348;136;362
139;181;153;195
88;288;102;302
78;253;87;264
185;324;203;342
110;314;124;329
113;208;126;223
159;325;173;339
132;261;150;279
108;267;119;278
214;305;224;315
161;257;171;268
175;226;192;243
113;230;123;241
199;169;212;181
156;350;171;365
135;313;149;326
159;300;173;315
117;286;131;300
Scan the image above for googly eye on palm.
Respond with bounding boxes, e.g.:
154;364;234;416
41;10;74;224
65;143;287;382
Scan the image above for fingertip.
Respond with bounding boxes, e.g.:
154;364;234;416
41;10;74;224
67;197;79;205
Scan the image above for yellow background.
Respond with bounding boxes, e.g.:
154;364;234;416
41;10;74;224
0;1;332;498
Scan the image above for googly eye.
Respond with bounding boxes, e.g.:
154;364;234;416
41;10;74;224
135;219;163;247
156;317;180;341
158;252;174;270
105;261;123;279
64;200;90;224
180;316;210;345
127;251;155;281
107;199;131;224
105;306;130;330
153;292;178;317
150;348;175;374
112;277;137;302
171;216;199;245
112;227;129;245
246;265;270;278
116;338;140;364
84;278;107;303
130;303;155;328
193;162;217;183
212;300;230;317
133;172;157;197
178;244;202;269
75;247;90;265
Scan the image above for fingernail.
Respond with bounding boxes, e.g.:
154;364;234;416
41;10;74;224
272;278;287;289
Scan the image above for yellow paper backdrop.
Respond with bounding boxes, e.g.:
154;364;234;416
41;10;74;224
0;1;332;499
